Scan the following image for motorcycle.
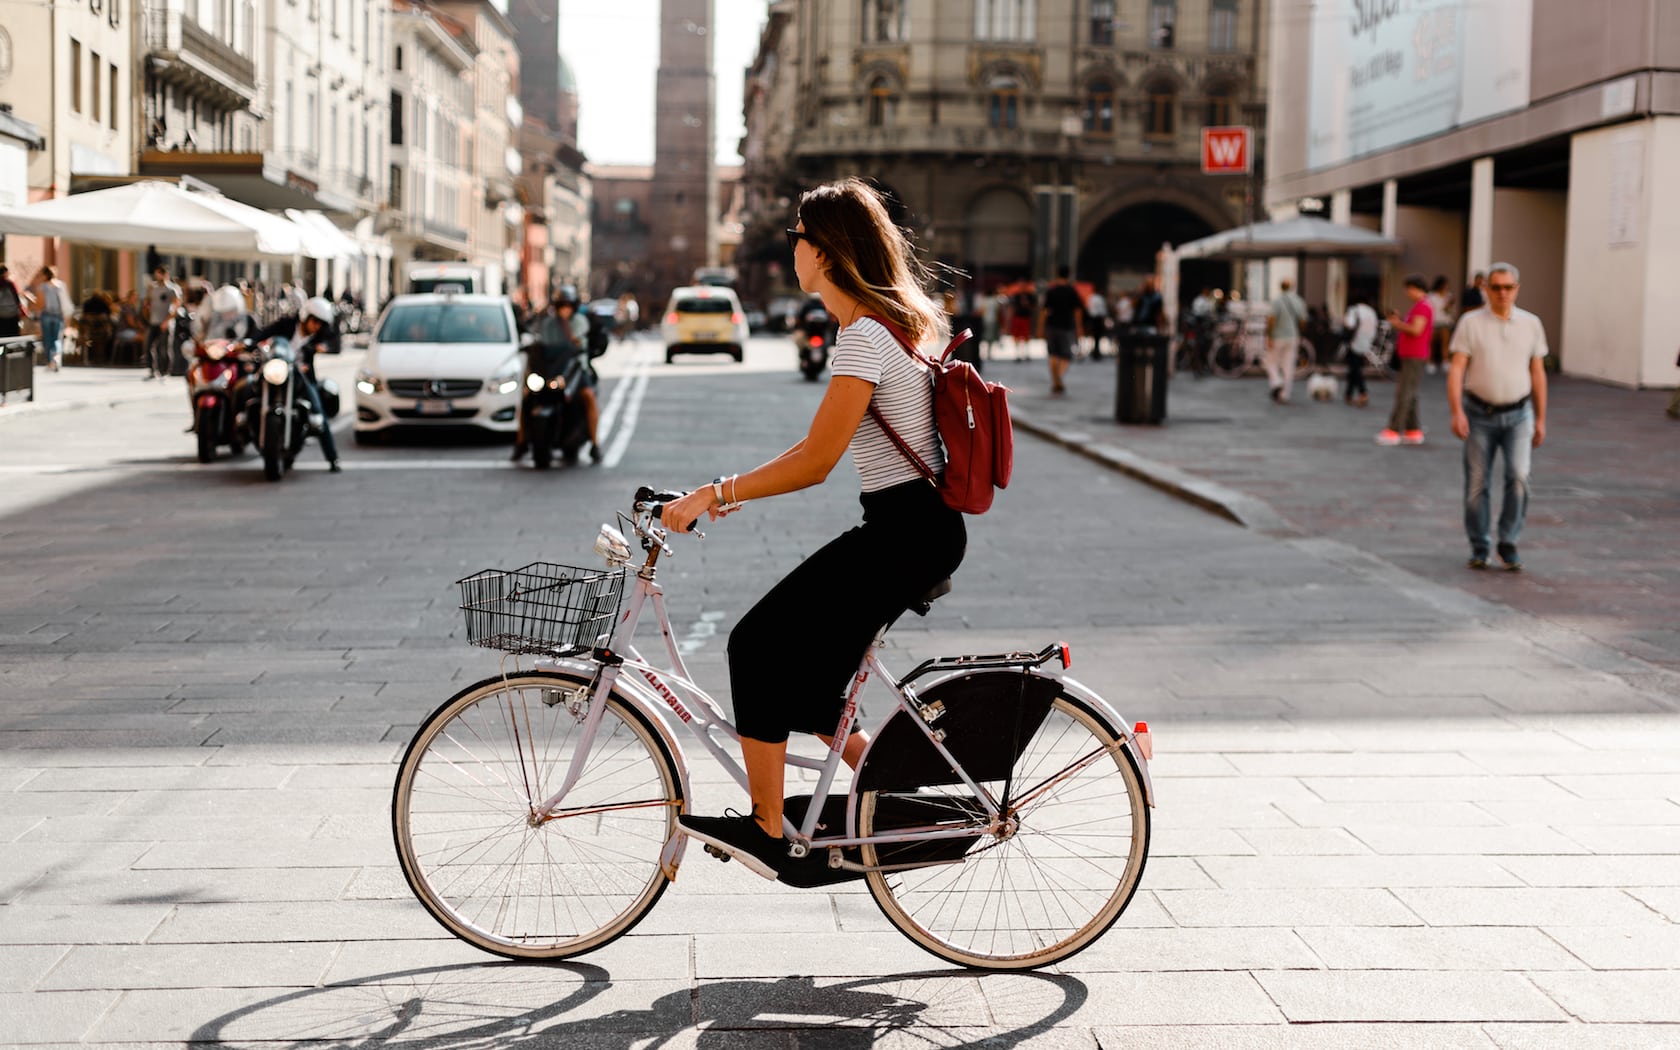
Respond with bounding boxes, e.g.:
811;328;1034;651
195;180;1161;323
795;307;832;382
186;337;254;463
238;337;340;482
522;348;590;470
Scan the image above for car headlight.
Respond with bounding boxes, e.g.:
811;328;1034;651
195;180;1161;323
262;358;291;385
356;370;383;395
525;372;545;392
499;378;521;395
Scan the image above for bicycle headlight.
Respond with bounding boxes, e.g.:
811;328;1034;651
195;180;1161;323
594;524;632;566
262;358;290;385
525;372;545;393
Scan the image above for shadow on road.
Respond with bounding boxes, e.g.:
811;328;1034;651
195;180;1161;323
188;963;1088;1048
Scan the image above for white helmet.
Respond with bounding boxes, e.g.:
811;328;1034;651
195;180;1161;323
211;284;244;314
303;296;335;324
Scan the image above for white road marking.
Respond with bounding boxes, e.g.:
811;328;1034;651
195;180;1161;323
676;610;727;655
601;358;651;469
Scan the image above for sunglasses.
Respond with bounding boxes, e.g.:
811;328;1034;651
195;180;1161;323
1487;283;1517;292
785;228;812;252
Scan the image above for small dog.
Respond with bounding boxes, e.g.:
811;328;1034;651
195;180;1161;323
1307;374;1338;401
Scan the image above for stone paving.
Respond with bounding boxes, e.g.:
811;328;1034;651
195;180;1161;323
0;338;1677;1047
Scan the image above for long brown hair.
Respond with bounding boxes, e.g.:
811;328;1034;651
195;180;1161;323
798;178;946;348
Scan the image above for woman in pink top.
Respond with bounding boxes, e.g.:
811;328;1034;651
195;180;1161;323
1377;275;1434;445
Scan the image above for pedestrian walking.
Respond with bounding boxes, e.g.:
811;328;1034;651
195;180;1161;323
979;290;1001;359
1038;266;1083;396
1447;262;1548;571
1084;287;1109;359
659;177;965;881
1264;278;1308;403
1377;275;1433;445
28;267;69;371
1009;285;1035;359
142;266;181;379
0;264;25;338
1461;272;1486;314
1428;275;1454;373
1341;292;1378;408
1133;276;1164;334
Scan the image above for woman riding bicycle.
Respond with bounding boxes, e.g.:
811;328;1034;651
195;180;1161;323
660;178;966;879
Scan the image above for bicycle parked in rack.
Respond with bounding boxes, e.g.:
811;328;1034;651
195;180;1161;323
392;487;1155;971
1207;314;1316;380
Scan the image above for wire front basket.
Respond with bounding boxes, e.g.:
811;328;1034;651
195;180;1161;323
457;561;627;656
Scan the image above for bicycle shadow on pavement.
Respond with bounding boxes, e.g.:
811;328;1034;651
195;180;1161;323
188;962;1089;1048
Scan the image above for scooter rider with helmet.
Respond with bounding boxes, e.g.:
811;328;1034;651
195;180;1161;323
246;295;343;473
513;284;602;463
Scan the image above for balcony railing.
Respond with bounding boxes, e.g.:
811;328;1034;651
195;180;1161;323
147;9;257;93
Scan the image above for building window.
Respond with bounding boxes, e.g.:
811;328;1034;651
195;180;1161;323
1205;84;1236;127
1150;0;1176;49
975;0;1036;42
1090;0;1115;45
389;164;402;211
391;91;404;144
1209;0;1237;51
1083;78;1115;134
90;53;102;123
863;0;905;42
110;63;119;130
1143;79;1176;139
988;76;1020;129
394;45;403;71
70;39;82;114
867;75;898;127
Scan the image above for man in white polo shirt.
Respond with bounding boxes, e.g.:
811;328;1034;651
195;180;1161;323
1446;261;1549;572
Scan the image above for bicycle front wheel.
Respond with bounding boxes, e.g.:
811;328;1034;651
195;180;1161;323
1208;337;1249;378
392;671;682;960
859;693;1150;970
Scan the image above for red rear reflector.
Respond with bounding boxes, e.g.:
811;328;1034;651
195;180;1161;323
1133;721;1153;761
808;336;822;347
1059;644;1071;668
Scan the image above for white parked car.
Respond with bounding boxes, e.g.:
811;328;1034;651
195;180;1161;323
662;285;750;363
354;293;524;442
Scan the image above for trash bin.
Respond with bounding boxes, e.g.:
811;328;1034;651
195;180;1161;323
1115;331;1169;424
1;336;37;404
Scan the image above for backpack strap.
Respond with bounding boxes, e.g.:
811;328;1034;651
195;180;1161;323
857;314;956;486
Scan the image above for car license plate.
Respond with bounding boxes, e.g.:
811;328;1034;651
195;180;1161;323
417;400;452;416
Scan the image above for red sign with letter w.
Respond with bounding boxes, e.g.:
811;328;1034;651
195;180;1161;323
1201;126;1252;175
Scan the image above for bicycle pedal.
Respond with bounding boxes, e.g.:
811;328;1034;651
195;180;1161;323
702;844;732;862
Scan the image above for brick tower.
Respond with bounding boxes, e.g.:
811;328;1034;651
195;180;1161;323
647;0;717;306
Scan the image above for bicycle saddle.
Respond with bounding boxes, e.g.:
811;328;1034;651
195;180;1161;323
910;577;952;616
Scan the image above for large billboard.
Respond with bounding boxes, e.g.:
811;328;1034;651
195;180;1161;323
1308;0;1534;170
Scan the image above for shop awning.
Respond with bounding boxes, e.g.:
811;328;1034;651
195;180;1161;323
0;180;307;259
286;209;362;259
1174;216;1402;260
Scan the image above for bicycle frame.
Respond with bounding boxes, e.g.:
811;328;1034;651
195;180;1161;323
520;515;1154;879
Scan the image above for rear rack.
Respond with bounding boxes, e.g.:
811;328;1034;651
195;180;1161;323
898;642;1069;687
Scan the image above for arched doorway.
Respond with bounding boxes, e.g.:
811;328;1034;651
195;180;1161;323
1077;202;1226;307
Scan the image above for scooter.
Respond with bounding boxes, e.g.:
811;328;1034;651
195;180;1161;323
237;337;340;482
522;351;590;470
796;308;832;382
186;337;253;463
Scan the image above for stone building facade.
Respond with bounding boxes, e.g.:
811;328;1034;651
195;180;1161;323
738;0;1270;307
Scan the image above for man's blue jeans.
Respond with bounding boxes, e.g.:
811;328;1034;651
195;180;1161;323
1463;399;1534;557
39;314;64;366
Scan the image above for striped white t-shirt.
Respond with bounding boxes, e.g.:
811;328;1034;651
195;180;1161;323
831;317;945;492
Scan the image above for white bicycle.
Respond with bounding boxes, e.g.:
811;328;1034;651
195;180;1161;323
392;487;1155;970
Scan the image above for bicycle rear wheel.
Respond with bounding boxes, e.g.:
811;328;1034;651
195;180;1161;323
1209;337;1250;378
859;693;1149;970
392;670;682;960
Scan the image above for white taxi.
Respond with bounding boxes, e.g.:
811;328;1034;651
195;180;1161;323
662;286;749;363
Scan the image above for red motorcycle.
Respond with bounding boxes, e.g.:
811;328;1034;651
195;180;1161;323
187;337;253;463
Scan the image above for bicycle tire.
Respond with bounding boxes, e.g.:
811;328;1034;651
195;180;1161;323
858;692;1150;970
392;670;682;960
1208;337;1249;378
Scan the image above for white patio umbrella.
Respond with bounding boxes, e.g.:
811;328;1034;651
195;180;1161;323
0;180;307;259
1173;216;1402;260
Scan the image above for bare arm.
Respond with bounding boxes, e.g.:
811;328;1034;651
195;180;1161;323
661;376;875;531
1530;356;1548;448
1447;352;1471;439
1387;310;1428;338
